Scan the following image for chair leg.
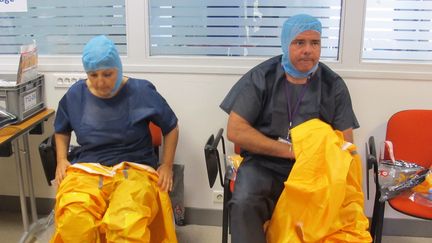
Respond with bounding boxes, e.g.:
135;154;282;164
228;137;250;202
374;201;385;243
371;195;385;243
222;180;230;243
370;196;378;239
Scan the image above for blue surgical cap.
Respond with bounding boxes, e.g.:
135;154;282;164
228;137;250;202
281;14;322;78
82;35;123;94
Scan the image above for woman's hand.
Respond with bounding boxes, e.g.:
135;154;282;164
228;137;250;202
157;163;173;192
55;158;71;186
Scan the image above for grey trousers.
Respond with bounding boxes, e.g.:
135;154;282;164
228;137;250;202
229;155;294;243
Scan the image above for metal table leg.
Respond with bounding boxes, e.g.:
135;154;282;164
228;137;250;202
23;133;38;223
13;139;29;232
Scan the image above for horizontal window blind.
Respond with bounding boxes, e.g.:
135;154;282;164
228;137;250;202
149;0;342;59
363;0;432;61
0;0;126;55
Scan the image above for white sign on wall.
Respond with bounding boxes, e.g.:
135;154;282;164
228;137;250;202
0;0;27;12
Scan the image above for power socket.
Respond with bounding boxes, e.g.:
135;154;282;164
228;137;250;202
213;190;224;203
54;73;86;88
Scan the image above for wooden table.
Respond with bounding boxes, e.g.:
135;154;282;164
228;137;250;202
0;108;55;233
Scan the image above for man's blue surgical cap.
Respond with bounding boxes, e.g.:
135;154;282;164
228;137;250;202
281;14;322;78
82;35;123;94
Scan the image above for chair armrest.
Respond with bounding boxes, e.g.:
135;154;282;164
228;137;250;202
366;136;379;200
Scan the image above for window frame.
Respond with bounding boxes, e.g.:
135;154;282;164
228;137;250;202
0;0;430;81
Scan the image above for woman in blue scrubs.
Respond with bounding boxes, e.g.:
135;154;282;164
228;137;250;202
51;35;179;243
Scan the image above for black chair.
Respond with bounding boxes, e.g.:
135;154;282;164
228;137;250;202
38;135;79;186
365;136;384;243
204;128;231;243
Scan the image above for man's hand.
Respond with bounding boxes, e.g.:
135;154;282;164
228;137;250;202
157;163;174;192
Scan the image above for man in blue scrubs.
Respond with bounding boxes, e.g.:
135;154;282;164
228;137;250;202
220;14;359;243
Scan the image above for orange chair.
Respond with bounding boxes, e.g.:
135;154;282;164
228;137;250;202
366;110;432;243
149;121;162;157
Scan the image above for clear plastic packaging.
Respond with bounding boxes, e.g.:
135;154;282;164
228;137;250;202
379;167;429;202
408;191;432;207
19;210;55;243
378;160;423;189
377;140;429;202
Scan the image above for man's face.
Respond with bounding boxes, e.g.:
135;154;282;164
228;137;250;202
289;30;321;73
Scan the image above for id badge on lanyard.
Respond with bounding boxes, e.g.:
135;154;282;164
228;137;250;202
278;121;292;144
280;75;310;145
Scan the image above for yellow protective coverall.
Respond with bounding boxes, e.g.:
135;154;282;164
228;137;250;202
50;162;178;243
266;119;372;243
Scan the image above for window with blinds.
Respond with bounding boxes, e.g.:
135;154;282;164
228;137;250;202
0;0;126;55
363;0;432;62
149;0;342;59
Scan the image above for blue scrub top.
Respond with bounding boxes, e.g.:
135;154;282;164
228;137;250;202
220;55;359;139
54;78;178;167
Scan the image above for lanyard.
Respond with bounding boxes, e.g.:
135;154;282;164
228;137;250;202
283;77;309;140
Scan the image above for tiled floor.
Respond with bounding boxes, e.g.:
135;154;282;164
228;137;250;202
1;211;430;243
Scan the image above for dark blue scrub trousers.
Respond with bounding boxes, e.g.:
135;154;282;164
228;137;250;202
229;155;294;243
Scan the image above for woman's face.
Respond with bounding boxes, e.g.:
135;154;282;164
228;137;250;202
86;68;118;98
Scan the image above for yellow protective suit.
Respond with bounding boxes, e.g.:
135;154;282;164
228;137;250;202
266;119;372;243
50;162;178;243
